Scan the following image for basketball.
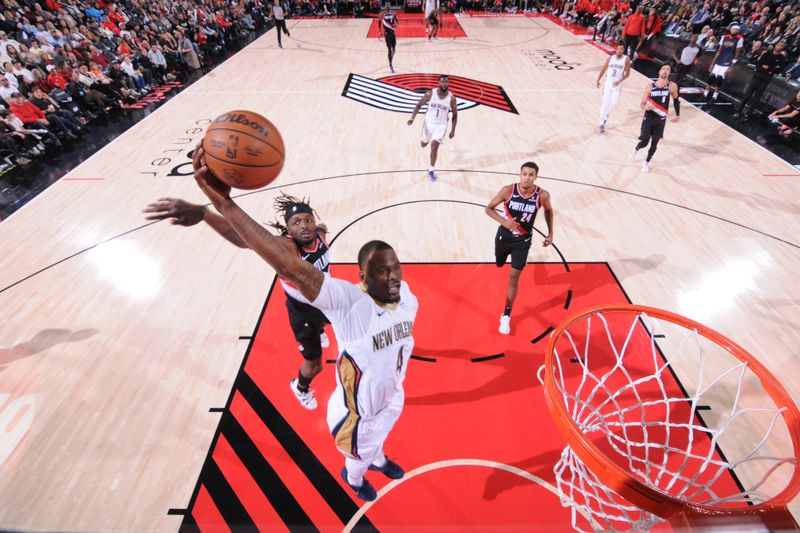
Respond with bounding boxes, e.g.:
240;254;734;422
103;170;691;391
202;110;285;190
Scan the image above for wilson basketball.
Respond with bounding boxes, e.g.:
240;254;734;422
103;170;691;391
202;110;285;190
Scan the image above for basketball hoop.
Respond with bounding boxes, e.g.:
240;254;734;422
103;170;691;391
539;305;800;532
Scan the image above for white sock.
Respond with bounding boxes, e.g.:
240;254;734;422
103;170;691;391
372;455;387;468
429;166;435;172
347;473;363;486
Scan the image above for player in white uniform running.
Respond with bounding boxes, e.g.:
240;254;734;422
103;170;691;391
596;44;631;133
407;74;458;182
189;144;418;503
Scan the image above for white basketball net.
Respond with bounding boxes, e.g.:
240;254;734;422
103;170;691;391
540;310;797;533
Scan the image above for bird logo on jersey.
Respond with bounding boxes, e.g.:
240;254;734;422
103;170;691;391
342;73;518;114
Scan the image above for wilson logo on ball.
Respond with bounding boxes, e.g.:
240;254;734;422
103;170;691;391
203;110;285;190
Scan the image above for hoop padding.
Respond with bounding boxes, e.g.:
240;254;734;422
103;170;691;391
541;305;800;532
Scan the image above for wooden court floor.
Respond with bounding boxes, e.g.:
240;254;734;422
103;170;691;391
1;15;800;532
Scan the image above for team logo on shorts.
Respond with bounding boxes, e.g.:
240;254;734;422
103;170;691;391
342;73;518;114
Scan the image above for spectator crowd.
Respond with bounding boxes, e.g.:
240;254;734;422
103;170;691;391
1;0;797;171
549;0;800;130
0;0;270;168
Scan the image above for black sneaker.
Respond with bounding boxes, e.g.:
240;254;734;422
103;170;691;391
340;468;377;501
368;457;404;479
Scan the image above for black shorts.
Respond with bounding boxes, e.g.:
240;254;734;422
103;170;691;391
285;294;330;361
384;30;396;48
495;226;532;270
640;114;666;142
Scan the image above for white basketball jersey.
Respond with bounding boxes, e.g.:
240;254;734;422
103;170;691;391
605;55;626;87
285;275;418;419
425;89;451;126
425;0;437;18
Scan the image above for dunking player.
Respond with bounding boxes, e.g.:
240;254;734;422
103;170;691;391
143;193;333;410
596;44;631;133
378;4;399;73
190;144;418;502
485;162;554;335
703;24;743;102
630;63;680;173
407;74;457;182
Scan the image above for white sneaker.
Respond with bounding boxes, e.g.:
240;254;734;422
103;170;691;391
629;147;638;160
289;378;317;409
499;315;511;335
641;161;649;173
320;332;330;348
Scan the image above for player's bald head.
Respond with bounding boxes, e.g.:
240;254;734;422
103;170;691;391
358;240;395;270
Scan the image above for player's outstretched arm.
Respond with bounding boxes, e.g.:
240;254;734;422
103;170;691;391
143;198;248;248
407;90;431;125
192;144;324;301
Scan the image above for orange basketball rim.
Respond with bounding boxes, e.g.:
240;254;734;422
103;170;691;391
541;304;800;531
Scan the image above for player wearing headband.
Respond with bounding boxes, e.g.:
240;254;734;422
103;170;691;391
143;192;333;409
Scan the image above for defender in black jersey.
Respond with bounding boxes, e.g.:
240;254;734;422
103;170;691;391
630;63;680;173
378;6;399;73
428;8;440;40
143;193;332;410
485;162;554;335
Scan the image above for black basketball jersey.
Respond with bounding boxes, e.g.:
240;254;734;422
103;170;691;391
646;81;671;121
382;12;397;33
279;230;330;294
502;184;542;236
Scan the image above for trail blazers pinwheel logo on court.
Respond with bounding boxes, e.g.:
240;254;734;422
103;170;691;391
342;73;518;115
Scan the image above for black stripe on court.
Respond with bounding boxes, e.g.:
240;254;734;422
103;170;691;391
209;407;225;413
531;326;555;345
410;354;437;363
471;353;506;363
238;335;252;340
697;405;712;411
238;371;377;530
201;459;254;530
654;334;666;338
220;411;317;530
563;289;573;310
569;357;585;364
178;513;200;533
168;508;187;515
326;358;337;364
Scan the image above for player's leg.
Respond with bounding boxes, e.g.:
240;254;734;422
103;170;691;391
605;87;621;127
641;121;664;172
277;20;284;46
703;72;714;98
599;86;611;131
429;140;439;167
500;239;531;334
427;140;440;181
367;393;405;478
495;228;511;268
631;116;652;159
386;33;396;71
286;302;324;409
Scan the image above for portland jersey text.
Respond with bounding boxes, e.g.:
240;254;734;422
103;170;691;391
503;184;541;236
